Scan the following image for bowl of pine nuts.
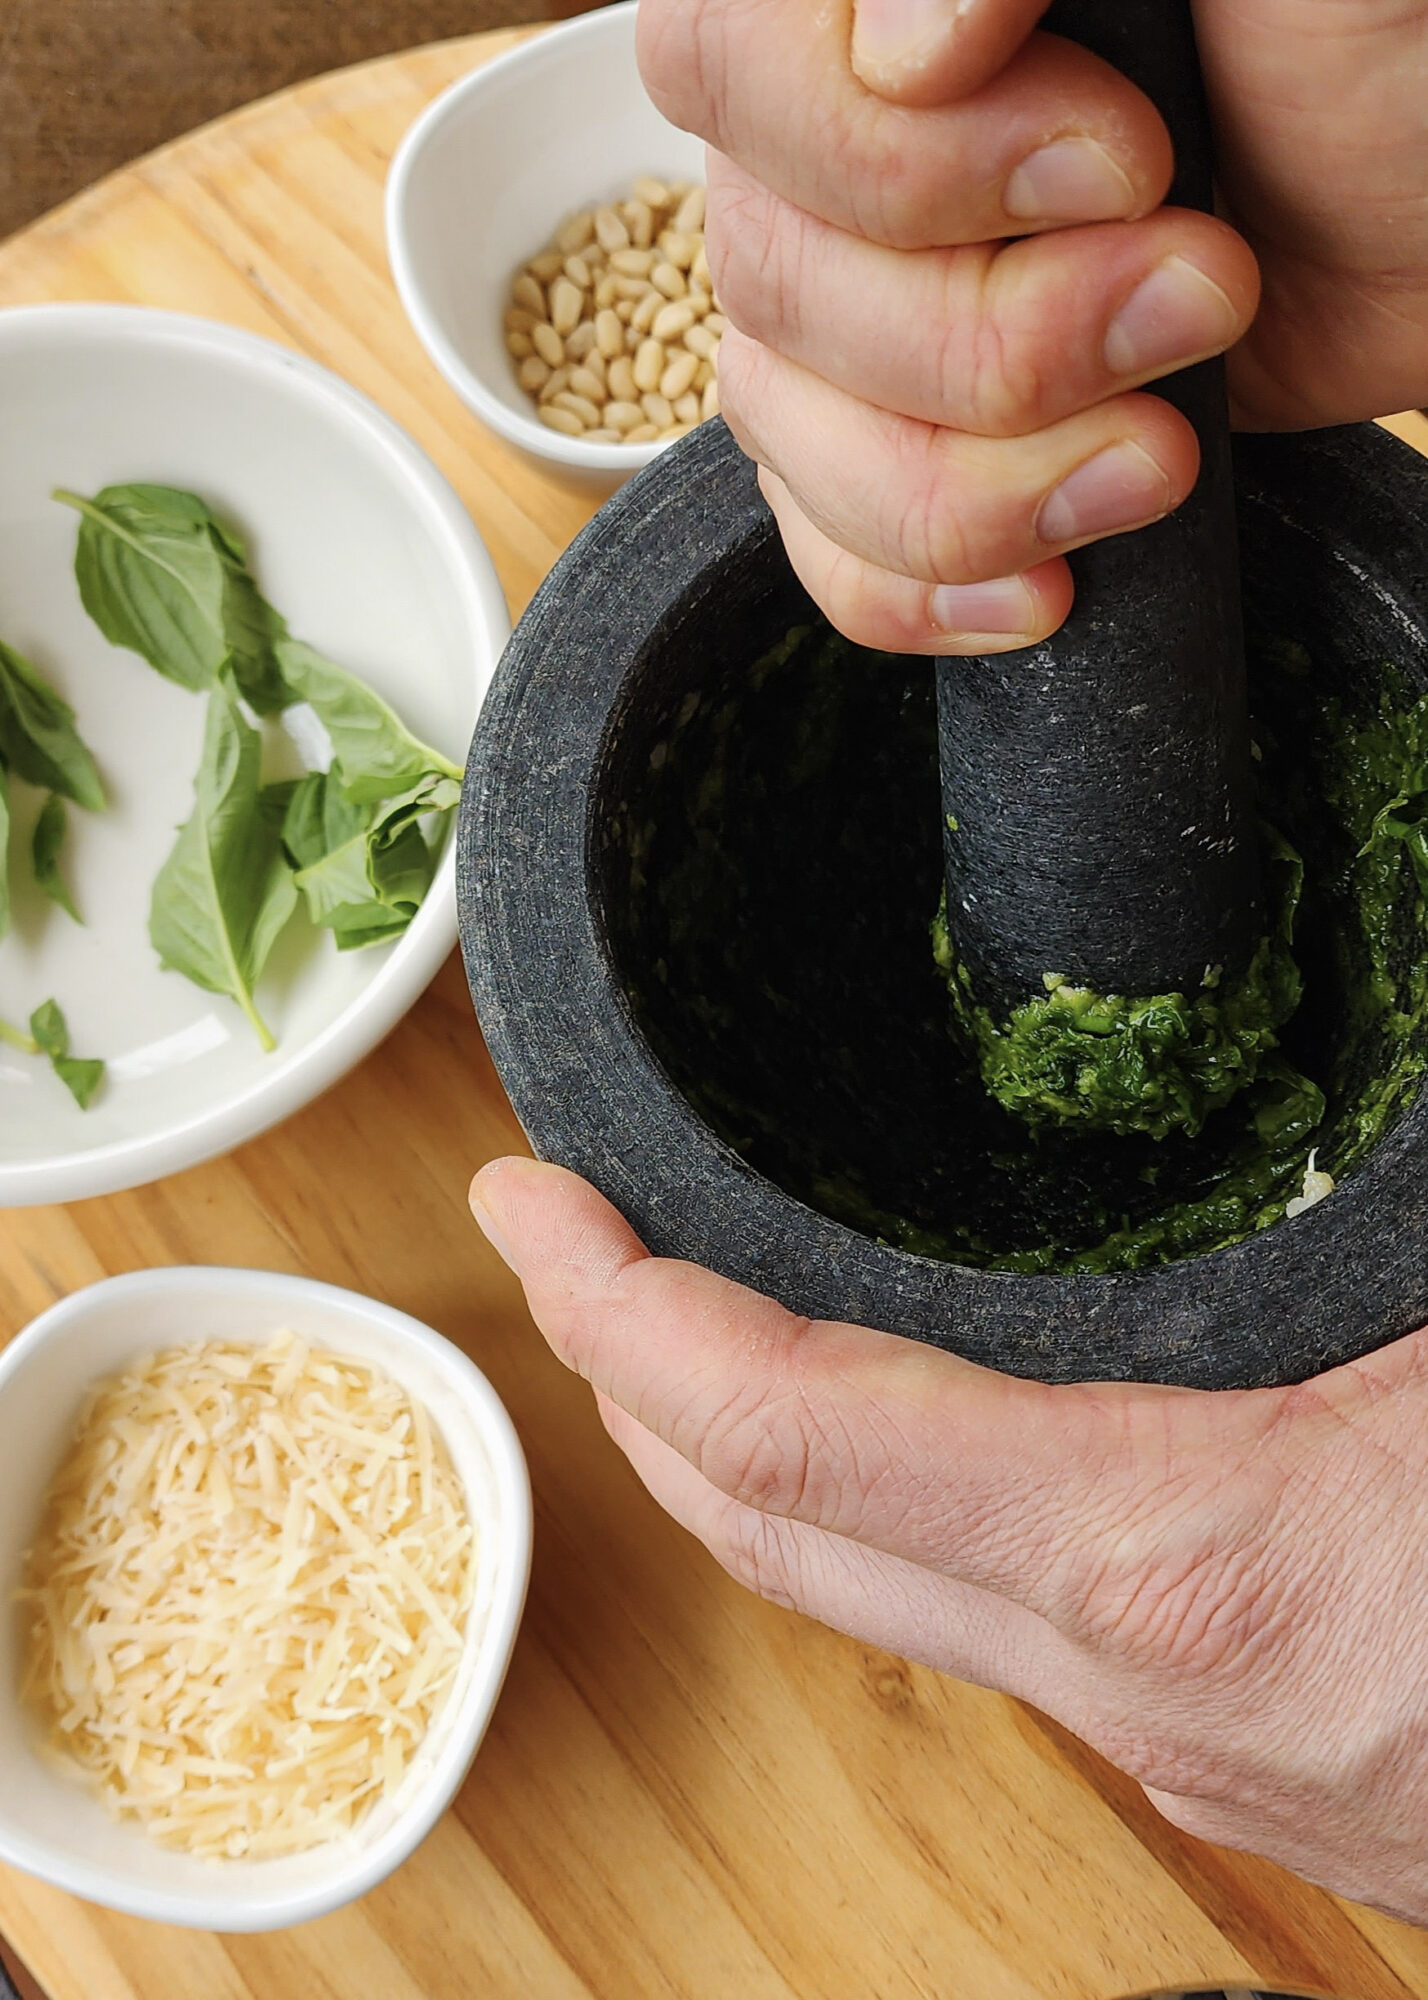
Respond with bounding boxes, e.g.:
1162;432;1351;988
386;2;718;493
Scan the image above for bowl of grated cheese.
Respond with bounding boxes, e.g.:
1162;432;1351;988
0;1264;530;1931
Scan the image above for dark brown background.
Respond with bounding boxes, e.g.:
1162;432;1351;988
0;0;597;242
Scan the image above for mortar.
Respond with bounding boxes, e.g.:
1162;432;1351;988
458;417;1428;1390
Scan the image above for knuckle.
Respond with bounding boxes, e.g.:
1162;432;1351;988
708;1505;802;1611
700;1382;818;1519
635;0;728;134
884;430;980;584
708;184;805;350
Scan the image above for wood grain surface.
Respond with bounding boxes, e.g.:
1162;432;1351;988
1;30;1427;2000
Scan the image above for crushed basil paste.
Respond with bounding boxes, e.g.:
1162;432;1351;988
931;824;1303;1142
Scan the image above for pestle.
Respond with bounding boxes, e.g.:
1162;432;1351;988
935;0;1263;1024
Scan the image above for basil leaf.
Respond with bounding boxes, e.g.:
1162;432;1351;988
28;998;104;1109
367;812;438;914
283;770;444;949
55;484;290;715
0;766;10;943
281;769;369;873
273;638;461;803
149;689;298;1050
31;794;80;922
0;641;105;809
326;903;413;952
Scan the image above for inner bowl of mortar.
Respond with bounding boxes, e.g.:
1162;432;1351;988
461;418;1428;1389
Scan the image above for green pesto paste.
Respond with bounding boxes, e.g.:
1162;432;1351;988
931;826;1303;1142
609;626;1428;1275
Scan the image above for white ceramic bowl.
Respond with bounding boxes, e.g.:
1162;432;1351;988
0;1265;531;1930
0;304;509;1206
386;1;706;493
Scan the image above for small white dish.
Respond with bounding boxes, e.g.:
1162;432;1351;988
0;303;510;1206
0;1265;531;1931
386;1;706;494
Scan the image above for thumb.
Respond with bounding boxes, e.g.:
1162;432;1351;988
851;0;1050;107
468;1156;1235;1626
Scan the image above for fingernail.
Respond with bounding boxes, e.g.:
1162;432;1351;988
469;1165;519;1270
1004;137;1136;223
852;0;954;74
1103;257;1240;376
1037;441;1172;545
930;575;1036;635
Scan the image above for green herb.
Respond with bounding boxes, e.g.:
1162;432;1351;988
273;638;462;803
149;688;298;1050
31;794;80;922
0;641;104;809
28;998;104;1108
55;484;289;714
281;770;446;951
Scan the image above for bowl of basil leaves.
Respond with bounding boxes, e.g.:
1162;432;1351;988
0;303;508;1203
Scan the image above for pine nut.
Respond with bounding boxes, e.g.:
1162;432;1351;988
625;325;643;351
652;302;696;343
596;309;625;359
594;206;630;252
702;378;720;420
554;391;602;427
684;324;719;360
550;277;583;335
651;261;687;300
663;421;697;441
674;391;702;424
641;391;674;428
504;307;537;334
585;428;622;442
556;212;594;254
660;230;696;272
566;320;598;359
506;330;534;358
608;356;638;401
604;401;644;432
538;366;572;402
613;276;655;304
539;404;585;436
594;275;618;311
705;313;728;336
660;350;700;400
626;200;655;248
568;365;604;401
674;187;706;233
563;254;593;290
610;247;656;278
692;244;712;288
582;348;607;387
633;339;666;393
627;293;658;334
626;423;660;442
512;272;547;316
633;176;670;208
519;355;551;392
532;322;565;368
694;359;715;389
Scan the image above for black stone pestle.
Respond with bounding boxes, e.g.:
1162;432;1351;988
935;0;1262;1015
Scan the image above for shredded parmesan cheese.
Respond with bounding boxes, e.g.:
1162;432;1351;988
16;1332;474;1859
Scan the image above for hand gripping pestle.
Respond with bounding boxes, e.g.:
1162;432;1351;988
935;0;1263;1018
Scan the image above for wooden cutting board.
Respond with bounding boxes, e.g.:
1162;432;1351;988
1;28;1427;2000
